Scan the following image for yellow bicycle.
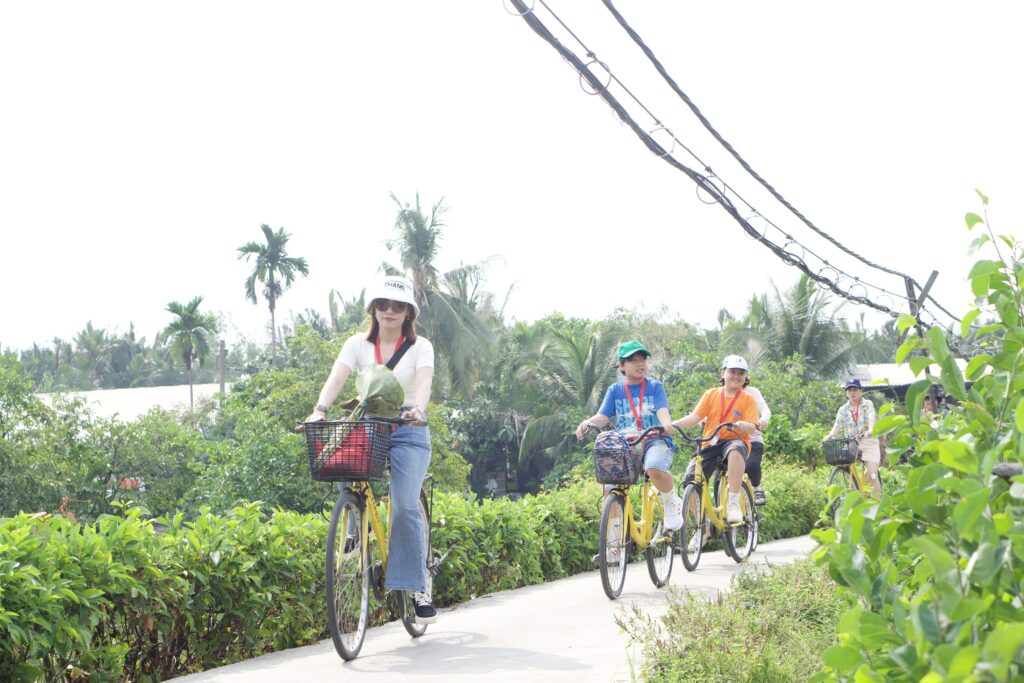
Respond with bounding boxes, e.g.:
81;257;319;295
824;435;882;515
584;424;677;600
675;422;758;570
302;418;448;661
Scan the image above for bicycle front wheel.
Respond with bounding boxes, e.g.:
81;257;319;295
723;482;756;563
598;492;629;599
645;490;674;587
827;465;853;521
326;491;370;661
397;490;431;638
678;483;703;572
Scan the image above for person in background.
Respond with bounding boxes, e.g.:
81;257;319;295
823;378;882;496
743;385;771;506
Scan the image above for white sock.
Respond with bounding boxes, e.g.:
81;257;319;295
728;492;739;505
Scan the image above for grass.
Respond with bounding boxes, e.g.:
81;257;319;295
619;557;846;682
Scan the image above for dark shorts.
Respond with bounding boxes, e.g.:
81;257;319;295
697;439;749;481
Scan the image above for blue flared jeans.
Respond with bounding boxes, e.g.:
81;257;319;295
384;424;432;592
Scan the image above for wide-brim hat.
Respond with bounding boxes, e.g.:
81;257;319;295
616;340;651;360
366;275;419;315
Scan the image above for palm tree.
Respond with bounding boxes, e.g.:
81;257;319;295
237;224;309;365
163;296;220;410
383;193;495;398
515;322;623;468
726;275;863;379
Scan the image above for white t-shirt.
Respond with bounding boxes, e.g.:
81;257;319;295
336;334;435;407
745;386;772;444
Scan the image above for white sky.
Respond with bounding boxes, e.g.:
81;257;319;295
3;1;1022;352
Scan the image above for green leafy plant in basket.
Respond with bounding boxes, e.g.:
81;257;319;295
320;365;405;454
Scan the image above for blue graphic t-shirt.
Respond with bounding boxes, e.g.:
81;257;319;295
598;378;673;448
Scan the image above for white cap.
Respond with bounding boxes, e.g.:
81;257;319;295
367;275;419;315
721;354;749;371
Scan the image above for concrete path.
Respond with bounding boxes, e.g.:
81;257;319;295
172;535;816;682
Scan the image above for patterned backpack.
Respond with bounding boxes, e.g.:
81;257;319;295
592;431;642;485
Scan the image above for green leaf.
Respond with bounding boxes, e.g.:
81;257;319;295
966;542;1000;585
939;354;967;401
964;354;990;380
975;188;989;205
960;308;981;338
897;313;919;334
823;645;862;673
1016;398;1024;434
913;536;956;582
908;356;934;376
968;259;1001;279
953;488;989;539
895;338;919;364
972;274;991;298
980;622;1024;681
965;212;985;229
938;440;978;474
926;326;951;364
905;379;931;425
948;646;980;676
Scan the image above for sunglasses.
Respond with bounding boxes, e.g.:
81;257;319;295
373;299;409;313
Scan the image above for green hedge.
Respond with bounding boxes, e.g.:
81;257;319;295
1;467;826;681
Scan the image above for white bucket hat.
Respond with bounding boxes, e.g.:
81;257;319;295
721;354;749;371
367;275;419;315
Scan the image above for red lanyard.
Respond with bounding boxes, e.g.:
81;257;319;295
720;388;743;425
850;402;860;427
623;379;647;431
374;335;405;365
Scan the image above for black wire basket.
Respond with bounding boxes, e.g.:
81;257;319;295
303;420;391;481
823;438;859;466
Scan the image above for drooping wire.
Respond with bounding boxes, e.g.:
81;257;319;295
508;0;903;317
597;0;962;323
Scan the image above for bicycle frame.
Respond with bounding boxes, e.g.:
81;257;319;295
606;477;664;549
686;456;749;533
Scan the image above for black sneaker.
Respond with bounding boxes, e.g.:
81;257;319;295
412;591;437;624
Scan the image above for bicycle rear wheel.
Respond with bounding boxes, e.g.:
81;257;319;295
397;490;432;637
723;482;756;563
326;491;370;661
678;483;703;572
599;492;629;599
645;489;675;587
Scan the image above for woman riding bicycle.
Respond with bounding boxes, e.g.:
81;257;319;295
823;378;881;496
672;355;759;524
306;275;437;623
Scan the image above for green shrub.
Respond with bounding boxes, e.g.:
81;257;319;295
815;202;1024;681
623;558;845;682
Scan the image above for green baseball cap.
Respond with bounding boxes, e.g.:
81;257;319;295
616;340;651;360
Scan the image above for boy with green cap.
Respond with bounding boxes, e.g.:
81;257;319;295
576;340;683;533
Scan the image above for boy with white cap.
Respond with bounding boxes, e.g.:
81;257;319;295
672;354;760;524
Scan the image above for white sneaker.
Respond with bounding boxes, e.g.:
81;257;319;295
663;495;684;531
726;494;742;524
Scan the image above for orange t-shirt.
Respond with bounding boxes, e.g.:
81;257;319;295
693;387;760;448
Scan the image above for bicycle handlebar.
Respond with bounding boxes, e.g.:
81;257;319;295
673;421;736;446
578;423;665;445
296;416;428;432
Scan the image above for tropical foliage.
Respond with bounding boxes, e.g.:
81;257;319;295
162;296;220;409
815;196;1024;681
237;223;309;365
